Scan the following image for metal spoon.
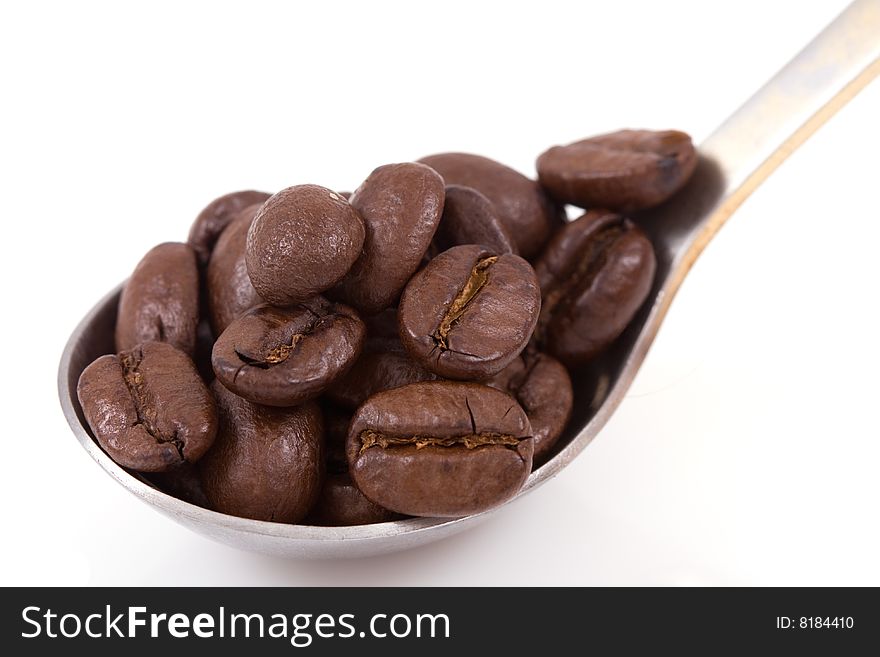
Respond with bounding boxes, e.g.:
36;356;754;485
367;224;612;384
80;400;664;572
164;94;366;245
58;0;880;558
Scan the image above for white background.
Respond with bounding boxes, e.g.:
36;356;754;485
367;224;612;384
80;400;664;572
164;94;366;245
1;0;878;586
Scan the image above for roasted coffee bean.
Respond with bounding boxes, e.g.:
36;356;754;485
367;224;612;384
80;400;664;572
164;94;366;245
431;184;517;255
536;129;697;211
246;185;365;306
305;405;401;526
332;163;444;314
485;350;572;463
398;244;541;380
206;202;264;334
187;190;272;267
533;209;656;367
200;381;323;523
116;242;200;356
347;381;533;517
145;462;211;508
77;342;217;472
418;153;563;259
212;298;365;407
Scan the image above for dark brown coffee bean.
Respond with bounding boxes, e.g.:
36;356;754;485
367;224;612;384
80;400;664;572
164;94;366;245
145;462;211;508
305;404;401;526
200;381;323;523
398;244;541;380
418;153;563;259
212;298;365;407
246;185;365;306
431;185;517;255
485;351;572;463
206;202;264;335
537;129;697;211
533;210;656;366
331;163;444;314
187;190;272;267
347;381;533;517
77;342;218;472
116;242;200;356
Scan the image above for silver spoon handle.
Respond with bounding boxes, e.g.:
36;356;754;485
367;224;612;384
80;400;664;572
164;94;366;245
700;0;880;237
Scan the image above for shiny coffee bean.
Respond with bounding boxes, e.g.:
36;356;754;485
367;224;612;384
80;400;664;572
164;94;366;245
332;163;444;314
418;152;563;259
200;381;323;523
187;190;271;267
431;185;517;255
212;298;365;407
533;210;656;367
77;342;218;472
305;405;401;526
347;381;533;517
537;129;697;211
246;185;365;306
206;202;264;335
485;350;572;463
399;244;541;380
116;242;200;356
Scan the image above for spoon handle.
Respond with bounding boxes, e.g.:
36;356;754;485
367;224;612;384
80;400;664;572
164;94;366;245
585;0;880;456
696;0;880;251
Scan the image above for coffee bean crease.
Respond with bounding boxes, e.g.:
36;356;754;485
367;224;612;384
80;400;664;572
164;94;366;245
358;428;522;455
537;222;625;340
120;347;184;458
432;255;498;350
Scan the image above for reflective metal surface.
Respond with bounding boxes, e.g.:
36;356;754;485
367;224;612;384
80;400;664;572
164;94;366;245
58;0;880;558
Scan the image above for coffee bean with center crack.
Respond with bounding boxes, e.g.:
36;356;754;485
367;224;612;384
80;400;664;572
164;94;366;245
77;341;217;472
346;381;533;517
212;298;365;407
398;244;540;380
533;209;656;367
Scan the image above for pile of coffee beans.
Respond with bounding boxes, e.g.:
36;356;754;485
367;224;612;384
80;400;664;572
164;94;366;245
77;129;697;524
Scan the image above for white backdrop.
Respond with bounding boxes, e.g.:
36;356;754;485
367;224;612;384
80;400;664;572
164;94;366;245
1;0;878;585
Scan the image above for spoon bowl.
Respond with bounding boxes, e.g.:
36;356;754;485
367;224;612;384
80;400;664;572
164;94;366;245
58;1;879;558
